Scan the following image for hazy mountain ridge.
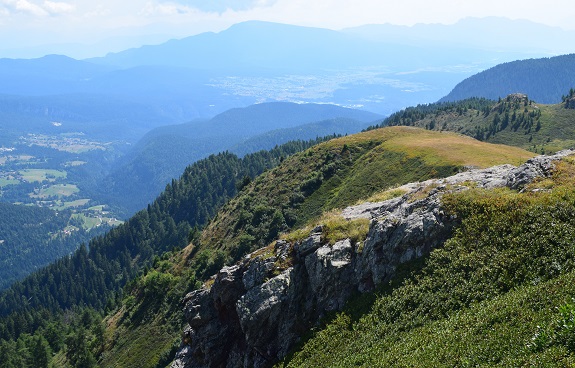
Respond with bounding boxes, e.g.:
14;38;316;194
344;17;575;54
90;19;551;71
228;117;373;157
102;102;381;216
1;18;559;126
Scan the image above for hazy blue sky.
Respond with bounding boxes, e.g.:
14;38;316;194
1;0;574;58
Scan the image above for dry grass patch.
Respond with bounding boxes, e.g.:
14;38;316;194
360;187;407;204
281;210;370;246
383;129;534;168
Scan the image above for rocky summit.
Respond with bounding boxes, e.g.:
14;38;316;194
171;150;573;368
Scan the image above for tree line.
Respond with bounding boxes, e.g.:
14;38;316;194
0;136;333;348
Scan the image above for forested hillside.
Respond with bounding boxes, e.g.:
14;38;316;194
97;127;531;368
440;54;575;103
0;138;326;367
0;203;110;290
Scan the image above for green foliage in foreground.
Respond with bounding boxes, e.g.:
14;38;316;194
0;308;104;368
281;157;575;367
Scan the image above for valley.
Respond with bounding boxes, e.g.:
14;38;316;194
0;133;121;228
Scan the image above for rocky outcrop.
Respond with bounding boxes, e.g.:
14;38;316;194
565;96;575;109
171;150;573;368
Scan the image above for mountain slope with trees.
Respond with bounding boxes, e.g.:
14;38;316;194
98;127;532;368
0;203;108;290
375;92;575;154
0;127;533;367
440;54;575;104
0;138;327;367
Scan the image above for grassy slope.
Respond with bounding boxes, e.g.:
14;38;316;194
97;245;198;368
387;97;575;154
200;126;533;255
94;127;533;367
280;155;575;367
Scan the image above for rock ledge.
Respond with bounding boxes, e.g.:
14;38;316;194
172;150;572;368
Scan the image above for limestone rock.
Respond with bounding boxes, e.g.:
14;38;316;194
171;151;572;368
507;149;573;190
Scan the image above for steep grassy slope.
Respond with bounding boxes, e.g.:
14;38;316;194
97;245;198;368
281;154;575;367
199;126;532;258
382;95;575;153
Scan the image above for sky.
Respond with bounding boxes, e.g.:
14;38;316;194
1;0;575;58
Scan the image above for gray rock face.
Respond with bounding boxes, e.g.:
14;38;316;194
171;150;572;368
506;149;573;190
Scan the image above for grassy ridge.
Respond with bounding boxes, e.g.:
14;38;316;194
200;126;533;256
281;155;575;367
383;95;575;154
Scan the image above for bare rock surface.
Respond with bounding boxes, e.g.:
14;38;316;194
172;150;572;368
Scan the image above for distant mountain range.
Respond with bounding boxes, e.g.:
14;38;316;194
87;20;521;71
1;18;568;130
344;17;575;55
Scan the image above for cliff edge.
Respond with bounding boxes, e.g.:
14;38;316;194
172;150;572;368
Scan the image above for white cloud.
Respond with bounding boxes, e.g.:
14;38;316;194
161;0;279;13
43;0;74;15
0;0;74;16
1;0;49;16
140;1;198;16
